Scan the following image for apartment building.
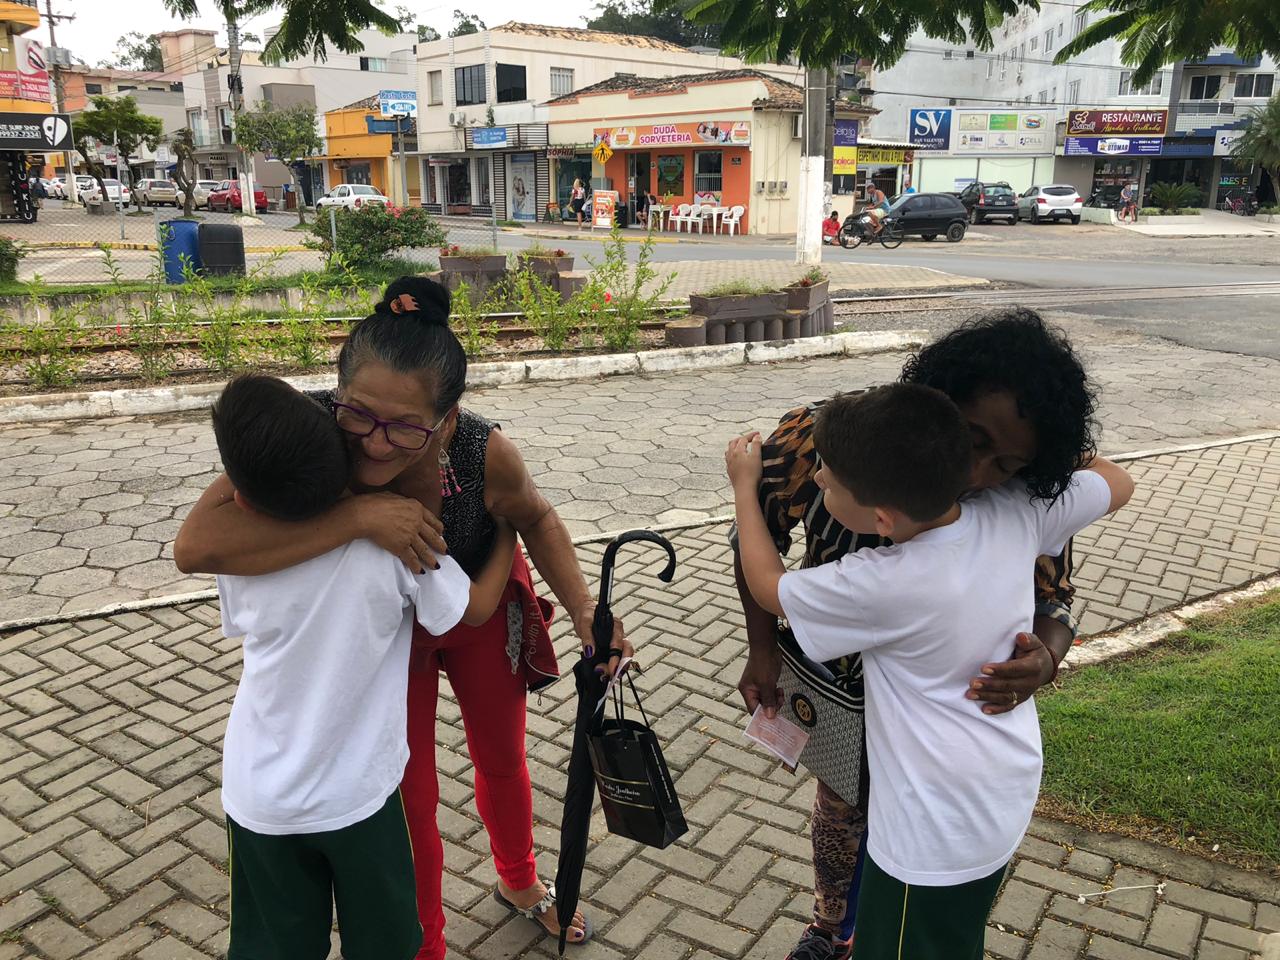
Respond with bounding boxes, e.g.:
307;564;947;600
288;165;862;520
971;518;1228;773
413;22;803;221
866;9;1277;205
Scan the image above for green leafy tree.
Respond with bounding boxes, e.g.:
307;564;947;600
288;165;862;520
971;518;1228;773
100;32;164;71
171;127;200;218
1231;96;1280;202
72;95;164;212
234;101;323;225
160;0;400;64
588;0;720;48
448;10;485;37
394;5;441;41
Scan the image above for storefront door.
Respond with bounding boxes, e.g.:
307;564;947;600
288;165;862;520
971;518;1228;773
1147;158;1213;206
554;156;592;218
628;152;651;222
447;160;472;214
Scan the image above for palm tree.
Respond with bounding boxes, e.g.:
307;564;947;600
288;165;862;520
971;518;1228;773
1232;96;1280;206
160;0;399;63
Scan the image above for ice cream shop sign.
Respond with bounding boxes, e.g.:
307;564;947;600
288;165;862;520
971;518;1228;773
594;121;752;149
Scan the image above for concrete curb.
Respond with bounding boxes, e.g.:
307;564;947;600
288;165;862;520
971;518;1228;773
0;329;927;424
1059;573;1280;673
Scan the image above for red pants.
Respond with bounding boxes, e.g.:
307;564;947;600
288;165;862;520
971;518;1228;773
401;556;539;960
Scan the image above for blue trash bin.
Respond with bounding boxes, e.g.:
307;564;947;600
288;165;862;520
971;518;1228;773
160;219;202;284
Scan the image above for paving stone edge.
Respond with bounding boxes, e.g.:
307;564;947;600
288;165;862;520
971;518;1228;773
0;330;927;425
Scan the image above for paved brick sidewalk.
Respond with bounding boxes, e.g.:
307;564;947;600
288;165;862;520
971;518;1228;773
2;334;1280;622
2;521;1278;960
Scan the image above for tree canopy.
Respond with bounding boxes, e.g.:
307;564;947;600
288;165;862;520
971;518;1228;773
587;0;721;48
448;10;486;37
72;96;165;209
100;32;164;72
234;101;323;224
1232;97;1280;194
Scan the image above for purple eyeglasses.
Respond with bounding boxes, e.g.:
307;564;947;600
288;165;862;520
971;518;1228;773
332;402;448;451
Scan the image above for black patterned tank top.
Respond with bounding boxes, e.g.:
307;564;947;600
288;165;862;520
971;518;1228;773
309;391;499;578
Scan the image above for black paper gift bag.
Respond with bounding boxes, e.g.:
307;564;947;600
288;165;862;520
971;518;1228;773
587;673;688;849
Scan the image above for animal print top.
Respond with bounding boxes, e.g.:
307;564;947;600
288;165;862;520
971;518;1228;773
731;401;1076;695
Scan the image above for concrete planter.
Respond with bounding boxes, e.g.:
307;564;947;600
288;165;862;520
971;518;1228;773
440;254;507;274
519;255;574;278
785;279;829;312
688;291;788;322
1258;213;1280;224
1138;214;1202;224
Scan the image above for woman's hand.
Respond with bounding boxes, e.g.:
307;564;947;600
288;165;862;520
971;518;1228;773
572;602;634;678
966;632;1056;714
347;492;447;572
725;432;764;492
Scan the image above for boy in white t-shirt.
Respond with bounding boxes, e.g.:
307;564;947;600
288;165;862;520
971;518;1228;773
727;384;1133;960
210;375;515;960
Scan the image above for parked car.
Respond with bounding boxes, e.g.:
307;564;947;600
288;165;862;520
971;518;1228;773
883;192;970;242
135;178;180;207
315;183;390;210
47;177;66;199
175;179;223;209
953;181;1018;224
82;178;131;208
1016;184;1083;224
207;180;268;213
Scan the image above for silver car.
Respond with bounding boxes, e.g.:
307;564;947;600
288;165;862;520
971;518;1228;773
136;178;179;207
1016;184;1084;225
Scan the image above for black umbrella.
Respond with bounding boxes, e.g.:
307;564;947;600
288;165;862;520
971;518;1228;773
554;530;677;954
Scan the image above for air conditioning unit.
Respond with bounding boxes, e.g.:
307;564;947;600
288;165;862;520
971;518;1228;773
449;111;467;127
792;113;802;139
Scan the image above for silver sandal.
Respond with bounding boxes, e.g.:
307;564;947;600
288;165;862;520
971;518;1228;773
493;882;594;945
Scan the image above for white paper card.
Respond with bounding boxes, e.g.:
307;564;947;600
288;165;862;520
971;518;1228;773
743;705;810;771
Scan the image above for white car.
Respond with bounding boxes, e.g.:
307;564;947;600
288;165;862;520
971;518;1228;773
48;177;67;199
82;178;132;208
178;179;223;209
1016;184;1083;225
315;183;390;210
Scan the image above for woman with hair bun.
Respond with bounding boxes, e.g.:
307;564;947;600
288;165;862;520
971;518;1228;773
176;275;621;957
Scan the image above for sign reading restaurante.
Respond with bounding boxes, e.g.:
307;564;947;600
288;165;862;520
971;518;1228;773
1066;110;1169;137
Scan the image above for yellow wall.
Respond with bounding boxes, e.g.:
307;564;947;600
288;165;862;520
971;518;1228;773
325;105;424;202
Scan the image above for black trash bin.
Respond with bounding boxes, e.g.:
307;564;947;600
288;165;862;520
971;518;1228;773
198;222;246;276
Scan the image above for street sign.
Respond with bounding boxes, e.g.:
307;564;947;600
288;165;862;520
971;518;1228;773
378;89;417;118
366;117;400;134
592;141;613;164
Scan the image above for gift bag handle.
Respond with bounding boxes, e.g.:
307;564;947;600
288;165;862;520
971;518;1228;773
595;659;651;731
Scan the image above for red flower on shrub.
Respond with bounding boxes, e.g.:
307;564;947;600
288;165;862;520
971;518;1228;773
604;291;613;303
115;323;123;336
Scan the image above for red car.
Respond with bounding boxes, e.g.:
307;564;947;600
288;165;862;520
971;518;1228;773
208;179;269;213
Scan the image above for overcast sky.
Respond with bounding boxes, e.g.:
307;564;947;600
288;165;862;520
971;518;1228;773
54;0;597;69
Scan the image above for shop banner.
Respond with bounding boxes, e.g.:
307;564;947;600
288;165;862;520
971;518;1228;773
1214;129;1242;157
378;89;417;118
1064;136;1163;156
592;190;618;229
909;109;952;150
594;121;751;148
834;119;859;173
473;127;508;149
0;112;72;151
507;152;536;222
950;109;1052;153
1066;109;1168;137
857;147;911;165
0;38;52;104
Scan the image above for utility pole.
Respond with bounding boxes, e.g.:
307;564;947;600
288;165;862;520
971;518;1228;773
226;16;256;217
795;66;828;266
396;113;409;207
43;0;77;204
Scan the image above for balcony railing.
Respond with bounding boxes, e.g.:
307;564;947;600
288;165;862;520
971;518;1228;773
5;0;40;8
1175;100;1237;133
191;127;235;148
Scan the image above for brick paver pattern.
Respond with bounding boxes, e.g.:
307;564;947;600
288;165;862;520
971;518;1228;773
2;520;1278;959
2;333;1280;622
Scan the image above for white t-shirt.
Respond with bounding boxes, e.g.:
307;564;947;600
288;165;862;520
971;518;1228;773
778;470;1112;885
217;540;471;835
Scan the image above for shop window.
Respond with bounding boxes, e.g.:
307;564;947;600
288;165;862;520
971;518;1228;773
1235;73;1274;98
474;156;491;205
425;165;438;205
833;174;856;196
656;155;685;197
1119;71;1162;96
1188;74;1222;100
550;67;574;98
86;82;104;94
454;64;486;106
496;64;526;103
694;151;722;197
428;71;443;105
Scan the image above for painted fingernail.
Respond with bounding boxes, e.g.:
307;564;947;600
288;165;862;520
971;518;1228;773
585;645;594;658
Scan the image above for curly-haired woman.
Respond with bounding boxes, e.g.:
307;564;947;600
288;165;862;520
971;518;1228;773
732;309;1098;960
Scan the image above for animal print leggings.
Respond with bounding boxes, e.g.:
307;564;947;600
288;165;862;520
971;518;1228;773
811;770;870;937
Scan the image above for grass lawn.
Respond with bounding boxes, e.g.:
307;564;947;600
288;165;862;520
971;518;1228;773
1037;592;1280;866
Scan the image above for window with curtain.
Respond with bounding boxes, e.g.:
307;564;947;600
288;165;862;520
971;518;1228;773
1188;75;1222;100
694;151;722;195
1235;74;1274;98
496;63;526;103
454;64;486;106
1119;71;1163;96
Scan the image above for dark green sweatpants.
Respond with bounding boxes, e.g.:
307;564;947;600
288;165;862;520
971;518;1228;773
227;790;421;960
850;852;1006;960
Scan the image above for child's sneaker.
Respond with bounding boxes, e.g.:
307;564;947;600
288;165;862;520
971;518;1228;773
785;925;853;960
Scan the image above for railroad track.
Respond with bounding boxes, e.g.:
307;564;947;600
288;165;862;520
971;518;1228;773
833;281;1280;313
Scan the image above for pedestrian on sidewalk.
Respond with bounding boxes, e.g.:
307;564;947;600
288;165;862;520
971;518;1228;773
206;374;515;960
1119;183;1138;223
571;179;587;229
175;276;632;960
728;384;1133;960
732;310;1099;960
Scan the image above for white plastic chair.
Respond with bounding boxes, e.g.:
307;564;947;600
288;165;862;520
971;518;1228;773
721;205;745;236
686;203;706;233
665;203;696;232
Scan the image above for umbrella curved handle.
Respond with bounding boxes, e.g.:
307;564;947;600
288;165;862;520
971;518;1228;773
597;530;678;612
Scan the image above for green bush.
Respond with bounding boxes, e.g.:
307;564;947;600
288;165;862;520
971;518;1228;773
584;228;673;352
1149;182;1201;213
310;204;446;268
449;281;500;357
0;237;26;284
511;267;573;351
9;281;85;388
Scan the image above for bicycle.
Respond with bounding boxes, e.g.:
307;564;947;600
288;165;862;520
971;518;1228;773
839;215;905;249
